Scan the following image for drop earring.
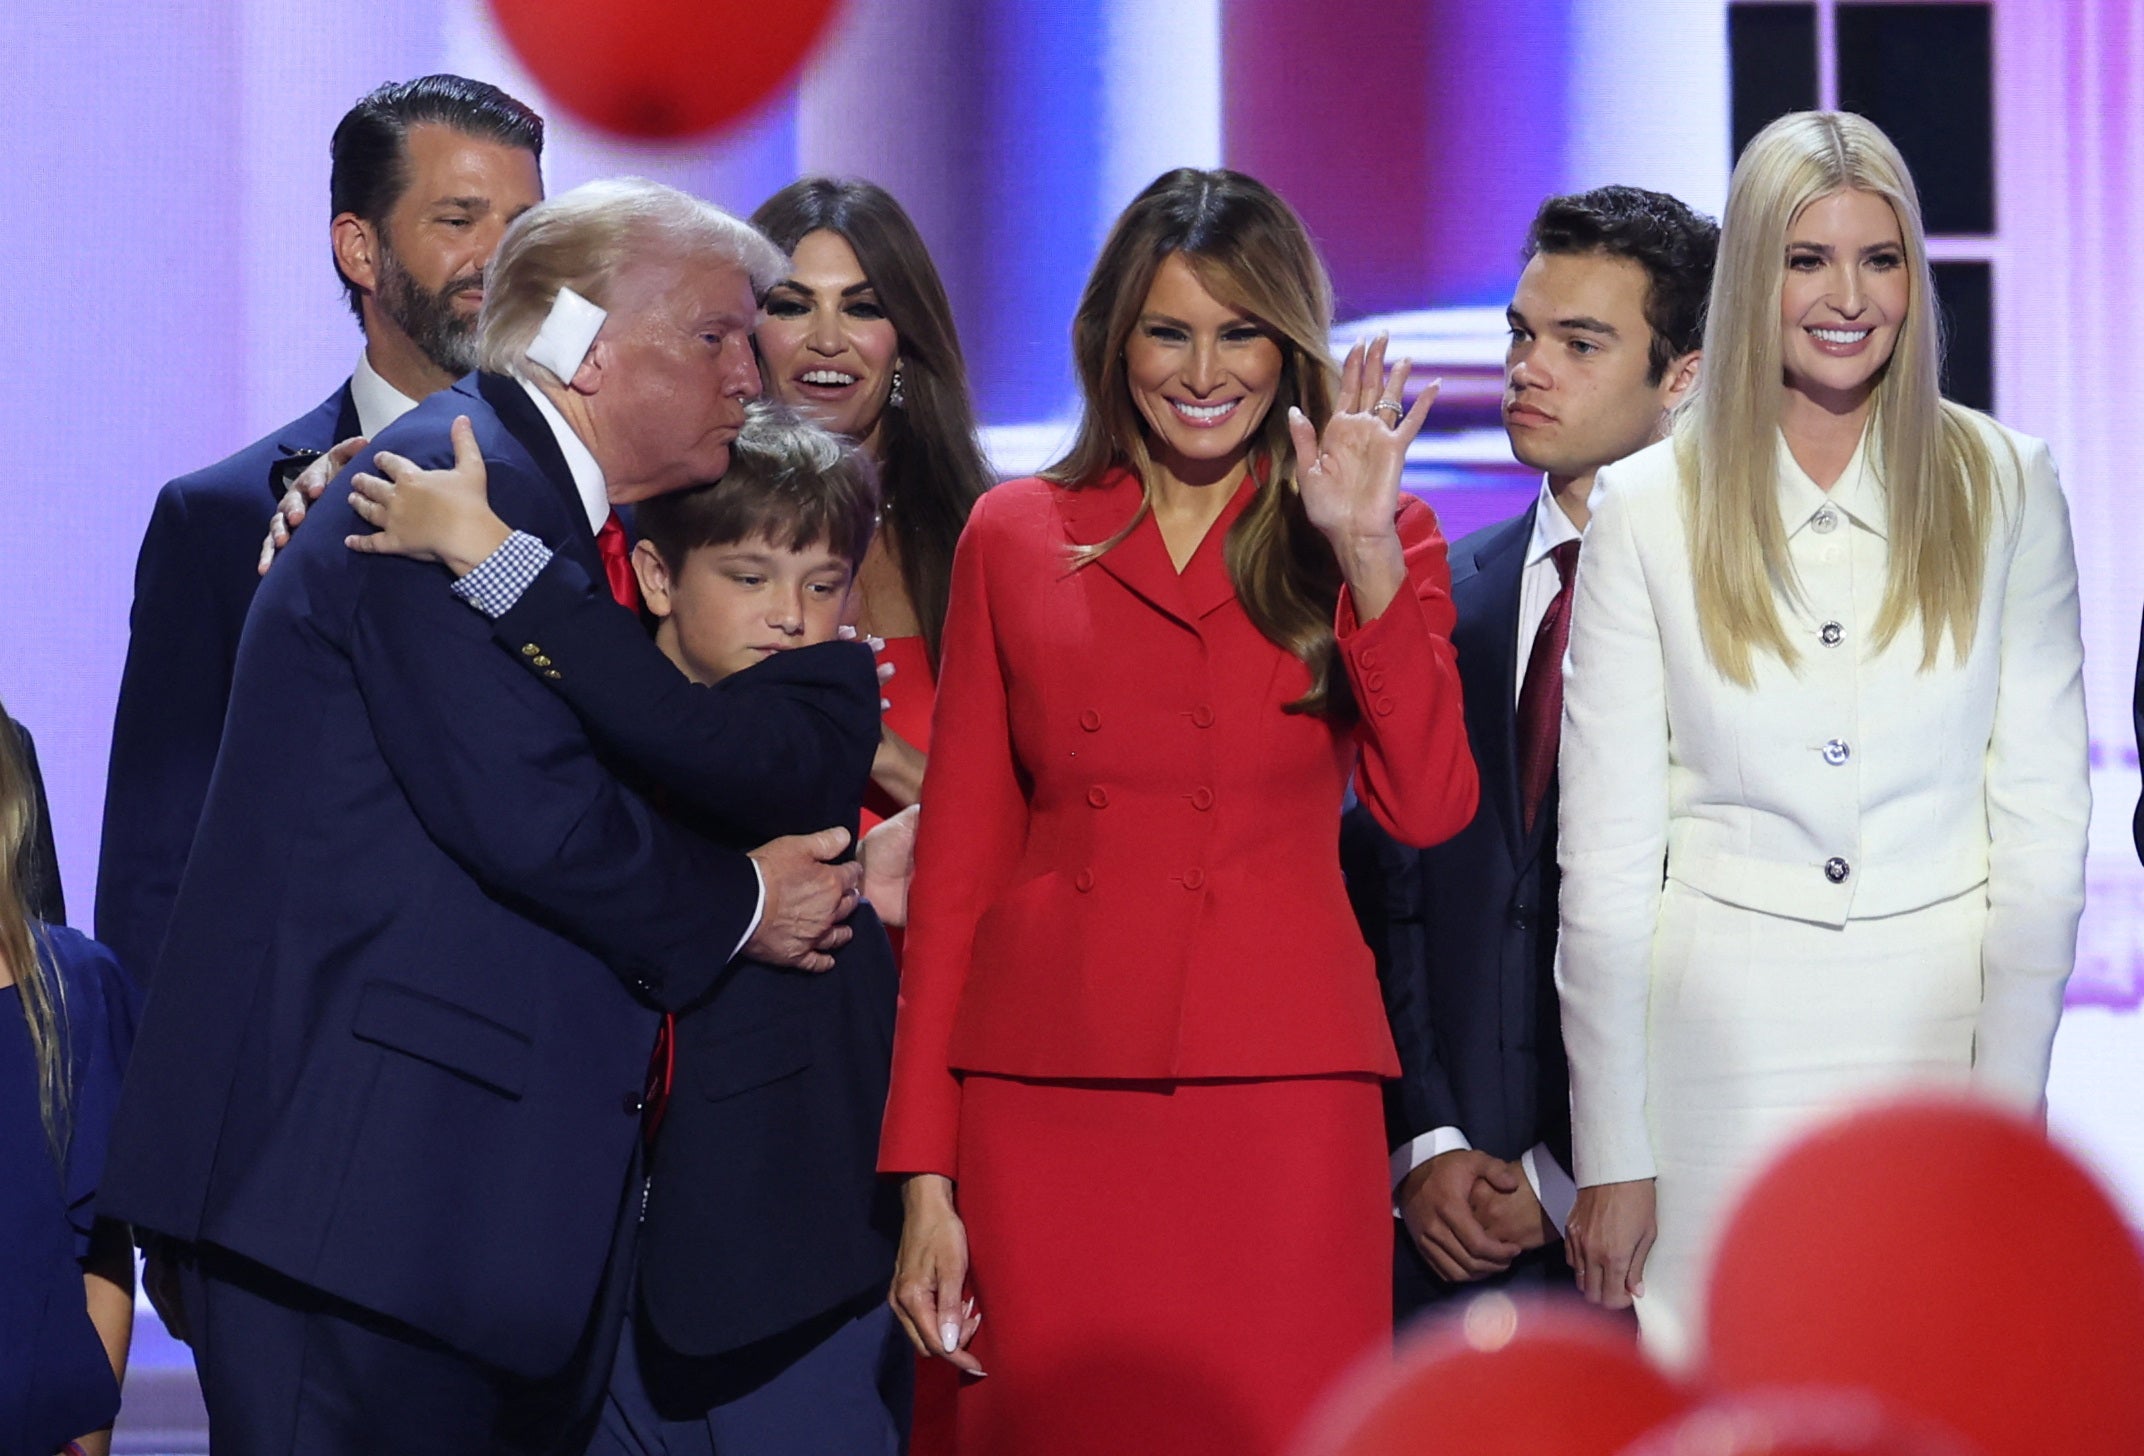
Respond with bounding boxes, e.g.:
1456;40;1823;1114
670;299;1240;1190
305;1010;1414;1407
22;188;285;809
888;361;906;410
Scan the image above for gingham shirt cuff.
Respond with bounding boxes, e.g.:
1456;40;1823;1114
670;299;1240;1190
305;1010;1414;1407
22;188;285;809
448;531;552;619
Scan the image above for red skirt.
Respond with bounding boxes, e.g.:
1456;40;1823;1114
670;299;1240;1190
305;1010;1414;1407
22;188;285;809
938;1073;1390;1456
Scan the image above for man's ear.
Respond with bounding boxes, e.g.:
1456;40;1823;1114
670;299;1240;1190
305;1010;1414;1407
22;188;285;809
567;336;607;396
331;213;380;298
1662;348;1702;410
631;538;673;619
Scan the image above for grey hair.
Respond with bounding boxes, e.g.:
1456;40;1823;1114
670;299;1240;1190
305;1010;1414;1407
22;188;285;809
730;400;850;480
475;177;787;383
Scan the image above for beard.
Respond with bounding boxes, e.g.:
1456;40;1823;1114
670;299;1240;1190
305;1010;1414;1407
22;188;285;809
374;237;482;377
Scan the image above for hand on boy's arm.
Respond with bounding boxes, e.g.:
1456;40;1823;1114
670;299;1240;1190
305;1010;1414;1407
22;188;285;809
861;805;920;926
745;826;864;972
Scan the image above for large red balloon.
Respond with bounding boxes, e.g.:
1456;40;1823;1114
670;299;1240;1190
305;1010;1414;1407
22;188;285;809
1619;1390;1985;1456
1292;1296;1691;1456
1702;1098;2144;1456
487;0;847;140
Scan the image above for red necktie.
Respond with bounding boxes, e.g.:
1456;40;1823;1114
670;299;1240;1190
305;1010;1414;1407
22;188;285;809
1516;539;1580;838
594;509;671;1146
596;510;642;615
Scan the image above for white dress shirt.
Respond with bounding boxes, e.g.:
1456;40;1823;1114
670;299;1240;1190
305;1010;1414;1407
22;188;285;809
349;349;423;440
1392;476;1587;1234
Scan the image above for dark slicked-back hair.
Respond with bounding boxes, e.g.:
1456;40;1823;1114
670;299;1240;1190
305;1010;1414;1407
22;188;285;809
1523;185;1719;383
329;74;545;318
637;404;881;574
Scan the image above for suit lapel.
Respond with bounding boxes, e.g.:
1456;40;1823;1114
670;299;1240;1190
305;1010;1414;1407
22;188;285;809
1453;508;1534;866
472;373;606;580
1057;465;1258;630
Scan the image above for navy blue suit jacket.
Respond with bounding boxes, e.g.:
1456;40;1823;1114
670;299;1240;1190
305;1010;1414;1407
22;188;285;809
96;385;359;984
1341;506;1571;1306
101;374;762;1379
487;560;900;1357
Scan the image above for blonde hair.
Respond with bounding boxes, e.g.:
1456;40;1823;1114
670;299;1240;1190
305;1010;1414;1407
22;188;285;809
0;710;67;1161
1681;110;2000;685
476;178;786;385
1045;169;1349;718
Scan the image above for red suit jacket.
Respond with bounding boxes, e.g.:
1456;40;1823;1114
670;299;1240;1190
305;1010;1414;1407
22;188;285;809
880;469;1478;1177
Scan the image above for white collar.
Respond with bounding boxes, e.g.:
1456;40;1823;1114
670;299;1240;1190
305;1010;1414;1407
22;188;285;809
350;350;423;439
1526;475;1586;566
515;377;611;535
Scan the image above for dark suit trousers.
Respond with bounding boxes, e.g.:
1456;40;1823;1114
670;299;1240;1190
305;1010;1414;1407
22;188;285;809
1393;1223;1577;1328
586;1285;909;1456
180;1166;641;1456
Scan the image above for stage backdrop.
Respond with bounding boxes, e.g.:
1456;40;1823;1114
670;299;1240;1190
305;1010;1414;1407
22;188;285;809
2;0;2137;1208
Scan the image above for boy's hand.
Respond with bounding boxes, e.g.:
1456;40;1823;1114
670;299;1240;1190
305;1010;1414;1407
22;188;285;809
745;827;863;972
861;805;920;926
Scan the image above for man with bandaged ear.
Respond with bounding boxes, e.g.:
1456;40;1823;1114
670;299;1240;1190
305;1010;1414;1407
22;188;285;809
99;179;869;1456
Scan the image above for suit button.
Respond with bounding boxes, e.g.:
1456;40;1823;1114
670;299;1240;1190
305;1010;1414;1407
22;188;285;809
1080;709;1102;732
1508;908;1534;931
1190;704;1214;728
1374;698;1395;717
1812;508;1839;533
1074;868;1095;892
1824;857;1851;884
1182;868;1206;890
1359;648;1380;670
622;1093;646;1116
1820;621;1844;647
1190;787;1214;812
1088;786;1109;808
532;654;554;668
544;669;563;681
1822;738;1851;766
1365;670;1387;693
521;643;542;657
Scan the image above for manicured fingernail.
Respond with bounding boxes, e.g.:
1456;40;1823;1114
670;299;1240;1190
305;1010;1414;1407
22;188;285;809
940;1320;960;1353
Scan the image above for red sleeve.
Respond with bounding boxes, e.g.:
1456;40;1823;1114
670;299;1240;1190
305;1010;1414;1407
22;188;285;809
878;487;1029;1177
1335;495;1478;848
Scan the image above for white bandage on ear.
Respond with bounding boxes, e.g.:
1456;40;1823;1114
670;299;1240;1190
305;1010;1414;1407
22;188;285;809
525;285;608;383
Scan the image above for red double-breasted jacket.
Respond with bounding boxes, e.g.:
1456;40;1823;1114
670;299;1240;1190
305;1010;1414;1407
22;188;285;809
879;469;1478;1177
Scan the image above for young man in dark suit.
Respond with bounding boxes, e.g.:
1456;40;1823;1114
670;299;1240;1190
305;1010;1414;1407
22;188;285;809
1344;187;1718;1318
101;180;867;1456
95;74;544;986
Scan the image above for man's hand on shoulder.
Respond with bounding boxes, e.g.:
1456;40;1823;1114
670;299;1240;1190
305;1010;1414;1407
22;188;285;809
1398;1148;1524;1283
745;826;863;972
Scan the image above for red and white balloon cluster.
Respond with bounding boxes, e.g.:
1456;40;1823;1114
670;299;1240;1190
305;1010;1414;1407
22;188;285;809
1294;1100;2144;1456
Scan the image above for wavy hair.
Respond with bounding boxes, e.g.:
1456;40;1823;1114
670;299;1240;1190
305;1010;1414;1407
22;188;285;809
0;710;66;1162
1681;110;2000;685
1045;168;1349;717
751;179;992;667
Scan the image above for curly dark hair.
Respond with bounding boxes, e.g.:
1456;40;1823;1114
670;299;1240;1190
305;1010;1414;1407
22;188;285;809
1523;185;1719;384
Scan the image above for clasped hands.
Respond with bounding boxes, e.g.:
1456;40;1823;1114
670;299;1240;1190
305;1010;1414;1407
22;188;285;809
1398;1148;1555;1284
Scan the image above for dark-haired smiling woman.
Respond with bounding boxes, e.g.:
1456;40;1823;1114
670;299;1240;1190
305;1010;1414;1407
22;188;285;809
881;169;1477;1456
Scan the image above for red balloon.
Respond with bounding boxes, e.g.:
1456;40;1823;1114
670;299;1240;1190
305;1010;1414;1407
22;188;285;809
1291;1296;1691;1456
1620;1390;1985;1456
1702;1098;2144;1456
487;0;847;140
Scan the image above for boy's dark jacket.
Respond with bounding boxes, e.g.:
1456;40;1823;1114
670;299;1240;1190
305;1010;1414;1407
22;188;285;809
493;551;897;1359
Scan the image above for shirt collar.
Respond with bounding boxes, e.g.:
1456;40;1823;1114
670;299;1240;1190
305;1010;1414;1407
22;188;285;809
1526;475;1586;566
350;349;423;440
516;377;611;535
1779;424;1886;539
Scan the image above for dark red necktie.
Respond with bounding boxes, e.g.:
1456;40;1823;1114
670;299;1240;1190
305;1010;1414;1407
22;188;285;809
594;508;670;1145
596;510;642;615
1516;539;1580;838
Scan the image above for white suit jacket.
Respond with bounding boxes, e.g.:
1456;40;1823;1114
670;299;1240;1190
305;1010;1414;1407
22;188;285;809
1555;412;2088;1186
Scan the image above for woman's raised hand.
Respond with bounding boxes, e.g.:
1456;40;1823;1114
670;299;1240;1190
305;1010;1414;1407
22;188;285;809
344;415;513;576
890;1174;986;1376
1288;333;1437;546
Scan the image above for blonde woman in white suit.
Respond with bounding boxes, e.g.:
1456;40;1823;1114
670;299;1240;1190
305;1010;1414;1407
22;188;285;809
1554;111;2088;1362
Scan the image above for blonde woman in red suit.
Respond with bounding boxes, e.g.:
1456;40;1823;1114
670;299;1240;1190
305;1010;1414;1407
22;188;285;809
883;168;1478;1456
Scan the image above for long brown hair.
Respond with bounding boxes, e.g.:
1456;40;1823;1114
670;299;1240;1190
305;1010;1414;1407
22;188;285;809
751;178;993;668
1682;111;2000;685
1045;168;1348;717
0;709;67;1161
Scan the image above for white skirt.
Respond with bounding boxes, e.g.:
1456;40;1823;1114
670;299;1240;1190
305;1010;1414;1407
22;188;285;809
1635;878;1984;1365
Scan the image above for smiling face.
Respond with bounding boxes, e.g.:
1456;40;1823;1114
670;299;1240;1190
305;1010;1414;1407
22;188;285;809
587;254;763;502
1777;187;1908;413
1504;249;1693;489
1123;252;1285;485
755;230;901;454
633;534;856;684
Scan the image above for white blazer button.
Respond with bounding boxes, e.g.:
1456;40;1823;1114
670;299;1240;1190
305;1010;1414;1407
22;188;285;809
1824;857;1851;883
1820;621;1844;647
1822;739;1851;766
